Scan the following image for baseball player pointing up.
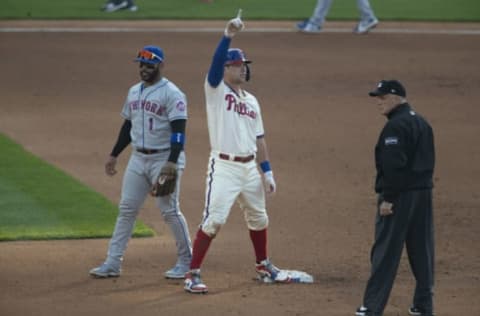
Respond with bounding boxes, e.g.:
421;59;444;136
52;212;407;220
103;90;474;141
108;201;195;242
184;11;288;294
90;45;192;279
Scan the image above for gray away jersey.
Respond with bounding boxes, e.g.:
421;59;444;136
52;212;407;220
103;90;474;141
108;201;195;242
121;77;188;149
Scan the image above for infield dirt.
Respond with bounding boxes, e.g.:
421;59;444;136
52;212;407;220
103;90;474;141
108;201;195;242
0;21;479;316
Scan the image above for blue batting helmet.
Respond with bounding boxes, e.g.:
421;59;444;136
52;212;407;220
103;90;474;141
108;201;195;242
225;48;251;65
134;45;164;64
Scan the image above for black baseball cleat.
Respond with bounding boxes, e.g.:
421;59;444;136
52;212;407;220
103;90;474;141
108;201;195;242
408;306;435;316
355;306;373;316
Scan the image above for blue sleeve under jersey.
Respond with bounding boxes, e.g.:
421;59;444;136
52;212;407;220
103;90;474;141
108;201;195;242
207;36;232;87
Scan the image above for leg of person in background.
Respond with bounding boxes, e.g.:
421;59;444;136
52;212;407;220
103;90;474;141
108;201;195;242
102;0;126;12
354;0;378;34
296;0;334;33
297;0;334;33
102;0;137;12
125;0;138;11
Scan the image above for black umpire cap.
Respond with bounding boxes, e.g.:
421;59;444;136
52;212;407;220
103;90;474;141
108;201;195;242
369;80;406;97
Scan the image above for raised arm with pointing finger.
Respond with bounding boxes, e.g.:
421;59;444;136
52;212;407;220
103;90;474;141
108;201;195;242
183;10;313;295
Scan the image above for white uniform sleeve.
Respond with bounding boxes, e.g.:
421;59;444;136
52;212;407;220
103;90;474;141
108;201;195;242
256;108;265;137
204;76;226;108
253;96;265;137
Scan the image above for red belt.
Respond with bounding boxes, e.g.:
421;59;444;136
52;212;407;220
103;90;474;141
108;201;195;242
219;153;255;163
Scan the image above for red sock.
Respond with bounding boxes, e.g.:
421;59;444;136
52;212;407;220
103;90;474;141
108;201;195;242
249;228;267;263
190;229;213;270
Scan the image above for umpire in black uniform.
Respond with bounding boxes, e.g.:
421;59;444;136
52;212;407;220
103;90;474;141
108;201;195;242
355;80;435;316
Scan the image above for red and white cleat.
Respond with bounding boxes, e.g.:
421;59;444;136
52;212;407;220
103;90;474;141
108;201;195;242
184;269;208;294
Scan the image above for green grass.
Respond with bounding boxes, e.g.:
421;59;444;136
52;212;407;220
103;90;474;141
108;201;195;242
1;0;479;21
0;133;154;241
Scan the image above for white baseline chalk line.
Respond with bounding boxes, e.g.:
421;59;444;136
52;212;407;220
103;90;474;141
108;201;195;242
1;26;480;35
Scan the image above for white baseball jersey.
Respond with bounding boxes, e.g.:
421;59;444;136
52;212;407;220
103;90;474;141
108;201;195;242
204;77;264;156
122;77;188;150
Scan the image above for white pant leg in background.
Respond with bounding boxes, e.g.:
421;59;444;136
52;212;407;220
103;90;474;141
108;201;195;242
357;0;376;21
310;0;334;26
310;0;376;25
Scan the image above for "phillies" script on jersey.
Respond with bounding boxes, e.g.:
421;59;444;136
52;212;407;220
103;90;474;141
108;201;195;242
225;94;257;119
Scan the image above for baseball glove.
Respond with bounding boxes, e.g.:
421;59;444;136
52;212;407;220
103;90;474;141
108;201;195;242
151;162;177;197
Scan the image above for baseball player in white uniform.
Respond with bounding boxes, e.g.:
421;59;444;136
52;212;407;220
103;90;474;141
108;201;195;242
90;45;192;279
184;11;289;294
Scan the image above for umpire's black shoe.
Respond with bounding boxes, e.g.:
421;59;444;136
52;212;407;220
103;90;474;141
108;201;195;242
355;306;374;316
408;306;435;316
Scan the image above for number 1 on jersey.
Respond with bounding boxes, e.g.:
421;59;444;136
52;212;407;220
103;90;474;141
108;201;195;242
148;117;154;131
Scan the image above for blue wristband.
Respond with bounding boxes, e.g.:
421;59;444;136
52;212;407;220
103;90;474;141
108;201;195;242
260;161;271;173
170;133;185;145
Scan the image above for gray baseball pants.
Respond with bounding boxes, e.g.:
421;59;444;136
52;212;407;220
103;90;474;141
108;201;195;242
105;150;192;269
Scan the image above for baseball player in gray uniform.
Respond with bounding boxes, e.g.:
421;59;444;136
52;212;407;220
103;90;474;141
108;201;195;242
89;45;192;279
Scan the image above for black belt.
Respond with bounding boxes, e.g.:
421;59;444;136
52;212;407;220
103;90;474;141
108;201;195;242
136;148;165;154
219;153;255;163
